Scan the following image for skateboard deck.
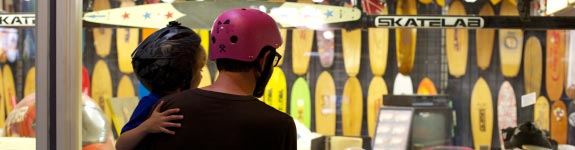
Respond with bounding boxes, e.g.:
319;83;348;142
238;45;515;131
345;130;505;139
497;81;517;149
393;73;414;95
566;30;575;98
315;71;336;135
471;77;494;150
367;76;387;137
24;67;35;96
363;0;388;76
546;30;566;101
417;77;437;95
476;3;495;71
290;77;311;129
264;67;287;112
534;96;550;131
192;29;210;62
198;65;212;88
568;101;575;145
291;29;313;76
277;29;287;66
91;60;113;124
3;65;16;114
342;28;362;76
436;0;445;6
551;100;568;144
396;0;417;75
446;0;469;78
83;66;91;96
316;30;335;69
117;75;135;98
524;36;543;97
116;0;139;74
138;81;150;99
499;0;524;78
0;68;4;128
491;0;502;5
342;77;363;136
141;28;157;40
93;0;113;58
420;0;433;4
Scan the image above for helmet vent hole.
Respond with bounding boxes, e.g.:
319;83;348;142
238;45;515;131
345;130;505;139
230;36;238;43
211;36;216;44
241;8;246;10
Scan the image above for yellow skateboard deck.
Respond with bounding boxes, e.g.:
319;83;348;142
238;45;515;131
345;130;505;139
193;29;210;62
471;77;494;150
263;67;287;112
91;60;114;124
566;30;575;98
291;29;313;76
534;96;550;131
499;0;524;78
117;75;135;97
315;71;336;135
342;77;363;136
396;0;417;75
24;67;35;96
3;65;16;115
491;0;502;5
546;30;566;101
417;77;437;95
0;68;4;128
420;0;433;4
141;28;157;40
476;3;495;71
446;0;469;78
393;73;413;95
365;1;388;76
277;29;287;66
367;76;387;138
524;36;543;97
93;0;113;58
198;65;212;88
342;28;362;77
551;100;568;144
116;0;139;74
290;77;311;128
436;0;445;7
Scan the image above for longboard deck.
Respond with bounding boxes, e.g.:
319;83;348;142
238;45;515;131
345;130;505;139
471;77;494;150
3;65;16;114
524;36;543;97
367;76;387;137
497;81;517;149
446;0;469;78
499;0;524;78
396;0;417;75
342;28;362;76
93;0;113;58
24;67;35;96
291;29;313;76
551;100;568;144
393;73;413;95
0;68;5;128
568;101;575;145
116;0;139;74
476;3;495;71
363;0;388;76
117;75;135;98
264;67;287;112
546;30;566;101
290;77;311;129
192;29;210;63
91;60;114;124
417;77;437;95
315;71;336;135
534;96;550;131
198;66;212;88
342;77;363;136
566;30;575;98
316;30;335;69
83;66;91;96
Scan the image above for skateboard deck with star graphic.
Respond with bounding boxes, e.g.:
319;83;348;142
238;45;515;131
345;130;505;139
116;0;140;74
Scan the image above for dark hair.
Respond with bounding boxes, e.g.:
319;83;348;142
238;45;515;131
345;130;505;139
215;46;274;72
132;21;205;96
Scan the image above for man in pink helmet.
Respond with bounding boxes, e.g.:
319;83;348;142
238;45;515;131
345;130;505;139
142;8;297;149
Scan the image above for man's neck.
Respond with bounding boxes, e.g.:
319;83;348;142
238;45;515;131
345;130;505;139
201;71;256;96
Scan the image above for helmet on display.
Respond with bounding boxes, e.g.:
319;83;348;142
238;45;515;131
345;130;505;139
4;93;36;137
209;8;282;62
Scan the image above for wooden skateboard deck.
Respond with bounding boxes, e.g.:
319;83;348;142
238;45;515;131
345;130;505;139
316;30;335;69
524;36;543;97
566;30;575;98
198;65;212;88
264;67;287;112
499;0;524;78
363;0;388;76
568;101;575;145
396;0;417;75
471;77;494;150
367;76;387;137
491;0;502;5
93;0;113;58
551;100;568;144
24;67;35;96
436;0;445;6
342;28;362;76
534;96;550;131
420;0;433;4
117;75;135;98
290;77;311;129
291;29;313;76
193;29;210;62
546;30;566;101
342;77;363;136
393;73;413;95
3;65;16;114
82;66;91;96
446;0;469;78
497;81;517;149
476;3;495;71
417;77;437;95
141;28;157;40
116;0;139;74
315;71;336;135
0;68;4;128
91;60;113;124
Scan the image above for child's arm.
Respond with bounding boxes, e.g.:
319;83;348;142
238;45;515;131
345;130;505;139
115;101;183;150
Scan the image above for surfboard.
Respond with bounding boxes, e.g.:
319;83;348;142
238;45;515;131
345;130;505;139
342;77;363;136
138;81;150;99
524;36;543;97
93;0;113;58
315;71;336;135
546;30;566;101
117;75;135;98
82;66;91;96
290;77;311;129
497;81;517;150
446;0;469;78
534;96;550;131
24;67;35;96
417;77;437;95
3;65;16;114
91;60;114;124
116;0;139;74
316;30;335;69
367;76;387;138
476;3;495;71
551;100;568;144
264;67;287;112
499;0;524;78
568;101;575;145
471;77;494;150
565;30;575;98
363;0;388;76
198;65;212;88
396;0;417;75
341;28;362;76
393;73;413;95
291;29;313;76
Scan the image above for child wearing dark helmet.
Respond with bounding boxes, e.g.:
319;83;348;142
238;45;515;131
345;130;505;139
115;21;206;150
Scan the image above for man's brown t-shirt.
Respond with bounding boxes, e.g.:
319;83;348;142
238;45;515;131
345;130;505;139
142;89;297;150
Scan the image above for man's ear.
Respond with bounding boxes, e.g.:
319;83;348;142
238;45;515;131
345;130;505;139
258;51;271;69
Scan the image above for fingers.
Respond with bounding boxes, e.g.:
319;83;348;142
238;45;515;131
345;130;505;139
160;127;176;135
154;101;165;112
162;122;182;128
163;115;184;121
161;108;180;116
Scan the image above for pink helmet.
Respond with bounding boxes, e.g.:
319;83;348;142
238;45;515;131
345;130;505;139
210;8;282;62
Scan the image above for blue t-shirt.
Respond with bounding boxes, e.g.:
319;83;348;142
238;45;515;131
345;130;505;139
121;93;161;133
